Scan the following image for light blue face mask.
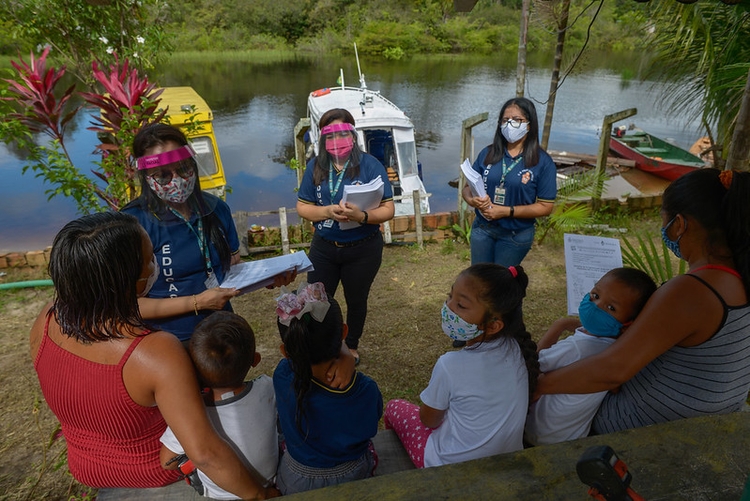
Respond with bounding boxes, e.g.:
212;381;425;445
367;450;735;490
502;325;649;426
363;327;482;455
661;216;683;260
441;302;484;342
578;293;622;338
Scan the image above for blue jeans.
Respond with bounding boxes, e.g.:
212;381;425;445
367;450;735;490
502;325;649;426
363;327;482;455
470;221;535;267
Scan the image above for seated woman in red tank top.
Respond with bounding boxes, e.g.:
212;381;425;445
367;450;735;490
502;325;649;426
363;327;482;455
30;212;279;499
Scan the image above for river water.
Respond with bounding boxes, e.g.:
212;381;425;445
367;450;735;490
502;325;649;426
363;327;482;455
0;54;704;252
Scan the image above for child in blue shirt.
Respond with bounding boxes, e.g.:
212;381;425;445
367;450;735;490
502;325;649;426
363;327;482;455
272;282;382;495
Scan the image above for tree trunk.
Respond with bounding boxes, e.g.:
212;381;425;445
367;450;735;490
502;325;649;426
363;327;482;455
541;0;570;150
725;68;750;172
516;0;531;98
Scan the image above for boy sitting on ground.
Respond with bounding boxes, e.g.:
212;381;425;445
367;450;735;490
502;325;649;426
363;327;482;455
160;311;279;498
525;267;656;446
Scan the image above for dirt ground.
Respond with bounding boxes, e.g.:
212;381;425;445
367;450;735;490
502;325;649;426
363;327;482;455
0;239;569;500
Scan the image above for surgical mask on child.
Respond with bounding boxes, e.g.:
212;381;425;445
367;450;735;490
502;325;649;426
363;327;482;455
578;293;622;337
325;135;354;159
501;122;529;144
441;302;484;342
137;254;159;297
146;170;196;204
661;216;683;259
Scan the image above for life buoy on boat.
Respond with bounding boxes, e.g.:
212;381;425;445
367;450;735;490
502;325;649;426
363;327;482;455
311;88;331;97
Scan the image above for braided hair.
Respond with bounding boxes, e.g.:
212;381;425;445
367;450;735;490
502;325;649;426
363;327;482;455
460;263;540;395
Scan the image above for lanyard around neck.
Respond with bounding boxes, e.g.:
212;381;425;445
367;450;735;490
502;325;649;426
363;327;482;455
483;154;523;194
328;160;350;199
169;207;213;275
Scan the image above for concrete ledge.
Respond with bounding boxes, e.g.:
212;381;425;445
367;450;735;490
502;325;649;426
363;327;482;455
285;412;750;500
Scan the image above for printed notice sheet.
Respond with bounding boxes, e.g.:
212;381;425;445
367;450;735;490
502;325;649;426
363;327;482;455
220;251;314;295
564;233;623;316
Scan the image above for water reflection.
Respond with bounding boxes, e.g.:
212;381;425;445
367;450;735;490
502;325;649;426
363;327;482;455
0;54;702;252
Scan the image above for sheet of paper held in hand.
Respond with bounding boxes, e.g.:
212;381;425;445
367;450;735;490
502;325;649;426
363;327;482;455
220;252;314;295
339;177;384;230
564;233;623;316
461;158;486;198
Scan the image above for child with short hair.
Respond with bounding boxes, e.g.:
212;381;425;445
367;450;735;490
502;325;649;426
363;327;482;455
159;311;279;499
273;282;382;495
384;263;540;468
525;267;657;446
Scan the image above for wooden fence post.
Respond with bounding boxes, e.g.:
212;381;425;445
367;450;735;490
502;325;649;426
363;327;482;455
413;190;423;248
279;207;290;255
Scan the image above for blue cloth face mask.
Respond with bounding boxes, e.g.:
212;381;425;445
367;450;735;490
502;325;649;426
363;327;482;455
661;216;683;259
441;302;484;342
578;293;622;337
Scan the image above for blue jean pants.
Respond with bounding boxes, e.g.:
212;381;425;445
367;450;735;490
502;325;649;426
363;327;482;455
470;221;535;267
276;447;376;495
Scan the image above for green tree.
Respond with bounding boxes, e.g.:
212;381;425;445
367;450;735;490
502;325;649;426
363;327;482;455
1;48;165;213
646;1;750;165
0;0;173;89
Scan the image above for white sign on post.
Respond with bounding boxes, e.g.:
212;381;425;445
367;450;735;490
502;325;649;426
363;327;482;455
564;233;623;316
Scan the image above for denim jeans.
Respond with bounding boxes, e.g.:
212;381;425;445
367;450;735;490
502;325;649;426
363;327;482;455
307;232;384;350
470;221;535;267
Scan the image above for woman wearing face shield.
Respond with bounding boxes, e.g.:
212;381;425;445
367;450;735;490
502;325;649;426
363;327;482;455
123;123;292;342
462;97;557;268
297;108;395;365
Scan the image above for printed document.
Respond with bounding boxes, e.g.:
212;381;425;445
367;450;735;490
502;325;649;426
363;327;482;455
220;251;314;295
564;233;623;316
461;158;486;198
339;177;384;230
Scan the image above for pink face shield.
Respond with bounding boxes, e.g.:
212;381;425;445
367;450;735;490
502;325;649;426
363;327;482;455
321;123;355;160
136;145;195;171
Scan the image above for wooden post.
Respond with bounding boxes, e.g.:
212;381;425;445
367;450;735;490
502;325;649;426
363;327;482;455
233;211;249;257
293;118;311;188
383;221;392;244
595;108;637;209
459;113;489;228
279;207;290;255
413;190;423;248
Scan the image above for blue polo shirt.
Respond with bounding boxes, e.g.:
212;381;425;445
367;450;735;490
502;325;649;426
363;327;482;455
273;358;383;468
298;153;393;243
122;194;240;341
472;146;557;231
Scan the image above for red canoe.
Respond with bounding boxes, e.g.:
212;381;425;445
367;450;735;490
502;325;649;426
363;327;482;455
609;130;707;181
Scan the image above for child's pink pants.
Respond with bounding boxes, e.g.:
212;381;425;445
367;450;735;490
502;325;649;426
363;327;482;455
383;399;434;468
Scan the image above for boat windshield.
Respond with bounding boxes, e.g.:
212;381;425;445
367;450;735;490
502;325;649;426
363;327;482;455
392;128;418;178
190;136;219;177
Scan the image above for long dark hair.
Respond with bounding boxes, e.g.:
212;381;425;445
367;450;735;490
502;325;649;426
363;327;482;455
461;263;540;395
49;212;147;343
277;297;344;434
662;168;750;294
312;108;362;185
125;122;232;273
484;97;542;168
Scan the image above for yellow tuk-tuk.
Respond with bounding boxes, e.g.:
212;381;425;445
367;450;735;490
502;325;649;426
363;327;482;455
158;86;227;198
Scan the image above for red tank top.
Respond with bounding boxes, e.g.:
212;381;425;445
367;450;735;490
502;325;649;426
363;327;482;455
33;316;180;488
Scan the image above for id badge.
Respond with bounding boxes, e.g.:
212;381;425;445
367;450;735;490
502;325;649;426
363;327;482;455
204;271;219;289
493;185;506;205
323;218;334;228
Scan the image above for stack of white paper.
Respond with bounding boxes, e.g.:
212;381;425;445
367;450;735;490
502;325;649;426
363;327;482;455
461;158;486;198
339;177;385;230
220;251;314;295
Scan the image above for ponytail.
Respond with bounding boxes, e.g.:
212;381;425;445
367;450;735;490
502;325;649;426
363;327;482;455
720;170;750;294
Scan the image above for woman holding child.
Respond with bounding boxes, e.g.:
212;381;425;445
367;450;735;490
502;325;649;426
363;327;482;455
537;168;750;433
31;212;278;499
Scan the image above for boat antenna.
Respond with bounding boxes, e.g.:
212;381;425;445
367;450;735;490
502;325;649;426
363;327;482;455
339;68;345;89
354;42;366;90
